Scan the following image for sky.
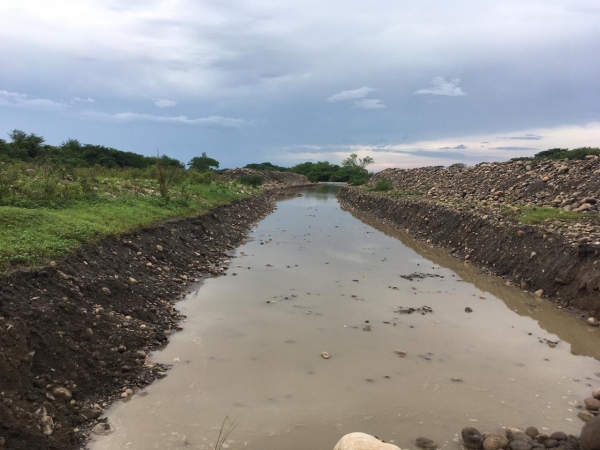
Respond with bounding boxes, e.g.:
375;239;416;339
1;0;599;171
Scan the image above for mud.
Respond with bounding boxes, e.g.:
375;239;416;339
0;195;276;450
337;187;600;316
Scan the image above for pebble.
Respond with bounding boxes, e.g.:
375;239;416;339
483;433;509;450
526;428;539;439
415;437;439;449
534;289;544;298
594;388;600;400
462;427;483;449
321;352;330;359
550;432;566;441
588;318;600;327
52;386;72;402
394;350;407;356
544;439;559;448
41;415;54;435
580;415;600;450
585;398;600;411
92;423;112;436
509;440;532;450
465;307;473;313
579;411;595;422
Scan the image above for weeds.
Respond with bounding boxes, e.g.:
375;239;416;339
214;416;241;450
517;206;584;224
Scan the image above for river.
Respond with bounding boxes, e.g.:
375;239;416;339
90;185;600;450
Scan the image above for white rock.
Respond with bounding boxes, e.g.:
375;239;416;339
334;433;400;450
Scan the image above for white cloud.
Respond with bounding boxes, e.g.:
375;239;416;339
82;111;249;128
415;77;466;96
155;99;176;108
72;97;95;103
354;98;386;109
327;87;376;102
0;89;69;110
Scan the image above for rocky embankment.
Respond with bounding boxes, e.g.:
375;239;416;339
0;195;277;450
338;171;600;315
222;168;314;190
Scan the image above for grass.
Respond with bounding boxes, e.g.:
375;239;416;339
517;206;584;224
0;162;256;270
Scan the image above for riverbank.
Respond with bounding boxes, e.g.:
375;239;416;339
0;192;281;450
337;186;600;316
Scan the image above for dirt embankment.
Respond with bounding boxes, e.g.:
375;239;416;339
0;194;276;450
222;168;314;190
338;187;600;316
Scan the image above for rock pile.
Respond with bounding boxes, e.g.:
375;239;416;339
578;388;600;422
456;426;583;450
222;168;313;189
371;158;600;213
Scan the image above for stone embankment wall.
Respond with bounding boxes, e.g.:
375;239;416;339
222;168;313;190
0;195;276;450
371;157;600;213
337;187;600;315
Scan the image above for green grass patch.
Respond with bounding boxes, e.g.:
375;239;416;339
517;206;583;224
0;162;256;271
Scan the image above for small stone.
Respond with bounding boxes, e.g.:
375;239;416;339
585;398;600;411
92;423;112;436
507;429;526;440
465;307;473;313
129;277;137;283
593;388;600;400
588;318;600;327
394;350;406;356
526;428;539;440
41;415;54;435
52;386;72;402
550;432;567;442
321;352;330;359
518;230;525;237
512;433;533;443
580;411;595;422
80;328;93;341
415;437;439;450
544;440;559;448
509;440;532;450
484;433;509;450
520;281;529;290
462;427;483;449
172;358;180;363
333;433;400;450
581;415;600;450
101;287;111;295
534;289;544;298
156;244;163;251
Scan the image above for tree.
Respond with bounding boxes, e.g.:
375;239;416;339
7;129;46;160
188;152;219;172
337;153;374;185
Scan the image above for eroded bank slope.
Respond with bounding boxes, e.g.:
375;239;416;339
337;186;600;316
0;194;276;450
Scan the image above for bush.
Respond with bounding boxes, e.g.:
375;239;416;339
448;163;466;170
374;177;393;191
238;175;263;187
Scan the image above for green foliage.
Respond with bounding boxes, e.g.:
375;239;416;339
0;160;248;270
533;147;600;161
0;129;184;169
517;206;584;224
448;163;466;170
188;152;220;172
374;177;393;191
244;162;288;171
238;175;263;187
290;161;341;182
340;153;374;185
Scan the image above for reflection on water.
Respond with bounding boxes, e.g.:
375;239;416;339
91;185;600;450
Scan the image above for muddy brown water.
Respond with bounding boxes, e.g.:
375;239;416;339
90;185;600;450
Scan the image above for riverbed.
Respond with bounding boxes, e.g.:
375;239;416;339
90;185;600;450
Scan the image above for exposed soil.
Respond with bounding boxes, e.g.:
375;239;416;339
338;187;600;316
0;194;276;450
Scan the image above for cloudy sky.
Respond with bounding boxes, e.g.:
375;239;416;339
1;0;599;170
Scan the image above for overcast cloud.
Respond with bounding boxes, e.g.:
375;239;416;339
0;0;599;169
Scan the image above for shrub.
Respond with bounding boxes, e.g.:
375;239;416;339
238;175;263;187
374;177;393;191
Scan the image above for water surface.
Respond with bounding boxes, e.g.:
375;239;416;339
91;185;600;450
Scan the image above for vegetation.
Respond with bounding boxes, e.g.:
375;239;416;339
289;154;374;185
533;147;600;161
189;152;219;172
373;177;393;191
516;206;584;224
448;163;467;170
238;174;264;187
244;162;289;172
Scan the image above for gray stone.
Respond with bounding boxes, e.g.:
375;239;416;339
509;440;532;450
483;433;509;450
463;427;483;449
513;433;534;443
526;428;540;439
333;433;401;450
550;433;567;442
508;429;526;440
415;437;439;450
580;411;596;422
586;398;600;411
544;440;559;448
92;423;112;436
581;415;600;450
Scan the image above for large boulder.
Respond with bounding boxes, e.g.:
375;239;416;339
334;433;401;450
581;415;600;450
